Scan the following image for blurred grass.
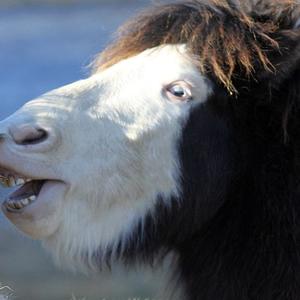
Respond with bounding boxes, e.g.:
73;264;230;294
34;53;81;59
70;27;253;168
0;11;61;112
0;219;160;300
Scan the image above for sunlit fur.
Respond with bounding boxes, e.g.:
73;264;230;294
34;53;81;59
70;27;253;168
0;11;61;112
93;0;299;94
0;44;210;270
1;1;300;299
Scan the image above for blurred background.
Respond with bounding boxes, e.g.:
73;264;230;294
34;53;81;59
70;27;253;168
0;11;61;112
0;0;164;299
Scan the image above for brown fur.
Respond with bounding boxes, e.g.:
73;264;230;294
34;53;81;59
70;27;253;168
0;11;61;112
91;0;300;94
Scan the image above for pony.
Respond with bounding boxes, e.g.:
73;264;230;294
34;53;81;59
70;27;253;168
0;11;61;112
1;0;300;299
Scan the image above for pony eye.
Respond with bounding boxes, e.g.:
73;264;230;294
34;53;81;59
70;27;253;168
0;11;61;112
166;81;192;102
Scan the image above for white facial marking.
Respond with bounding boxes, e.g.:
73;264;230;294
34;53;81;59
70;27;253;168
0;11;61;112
0;44;210;270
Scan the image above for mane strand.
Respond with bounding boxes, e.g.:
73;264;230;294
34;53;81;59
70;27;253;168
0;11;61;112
91;0;299;94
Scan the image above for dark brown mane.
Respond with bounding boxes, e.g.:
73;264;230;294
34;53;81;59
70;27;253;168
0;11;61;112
91;0;299;94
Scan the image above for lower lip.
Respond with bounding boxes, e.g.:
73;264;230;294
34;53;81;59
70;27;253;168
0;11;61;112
2;180;65;215
1;180;67;238
2;181;45;213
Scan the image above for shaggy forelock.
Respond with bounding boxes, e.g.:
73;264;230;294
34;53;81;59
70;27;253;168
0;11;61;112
91;0;300;94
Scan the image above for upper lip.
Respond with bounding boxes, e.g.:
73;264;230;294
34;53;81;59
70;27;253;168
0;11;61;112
0;167;34;188
0;174;32;188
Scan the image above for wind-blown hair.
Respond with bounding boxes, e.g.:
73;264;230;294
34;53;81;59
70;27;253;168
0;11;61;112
92;0;300;94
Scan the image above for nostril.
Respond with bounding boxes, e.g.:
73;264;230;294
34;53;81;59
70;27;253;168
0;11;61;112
21;128;48;145
10;124;49;146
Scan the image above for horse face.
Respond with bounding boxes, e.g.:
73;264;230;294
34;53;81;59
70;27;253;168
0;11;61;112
0;45;210;266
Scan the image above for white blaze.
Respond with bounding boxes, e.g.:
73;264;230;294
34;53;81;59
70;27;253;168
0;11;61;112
1;44;211;270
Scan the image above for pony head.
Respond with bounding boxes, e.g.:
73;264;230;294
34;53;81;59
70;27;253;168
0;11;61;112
1;1;300;298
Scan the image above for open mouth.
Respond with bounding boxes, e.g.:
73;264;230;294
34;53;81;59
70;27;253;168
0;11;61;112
0;173;46;213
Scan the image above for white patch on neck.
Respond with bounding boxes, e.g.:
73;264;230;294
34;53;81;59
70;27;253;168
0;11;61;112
155;252;187;300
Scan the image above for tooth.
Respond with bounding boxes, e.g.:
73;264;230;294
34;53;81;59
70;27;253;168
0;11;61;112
8;176;16;188
14;201;23;209
21;198;29;206
29;195;36;202
10;202;18;209
7;200;15;208
1;178;9;188
16;178;25;185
